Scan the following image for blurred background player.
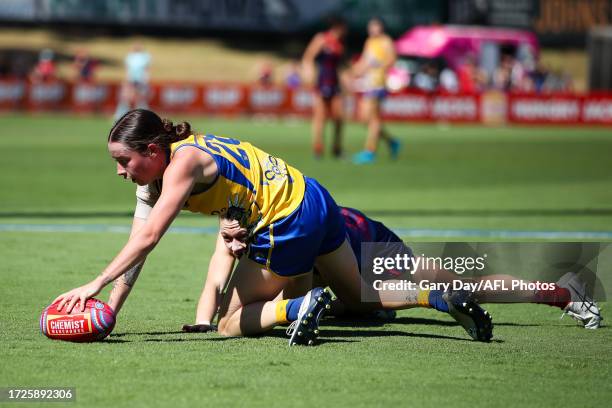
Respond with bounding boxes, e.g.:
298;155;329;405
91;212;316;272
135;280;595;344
114;43;151;120
457;55;487;93
302;16;347;159
351;17;400;165
72;48;97;83
29;48;56;83
253;58;274;87
283;60;302;90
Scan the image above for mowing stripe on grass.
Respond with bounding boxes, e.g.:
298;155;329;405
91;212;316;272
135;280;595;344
1;223;611;240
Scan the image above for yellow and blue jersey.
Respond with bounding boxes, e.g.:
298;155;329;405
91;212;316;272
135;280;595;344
364;36;393;90
170;134;305;234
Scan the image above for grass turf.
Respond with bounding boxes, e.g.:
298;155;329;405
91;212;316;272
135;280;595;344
2;114;612;231
1;114;611;407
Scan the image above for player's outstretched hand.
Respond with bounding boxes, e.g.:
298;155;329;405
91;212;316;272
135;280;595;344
182;323;217;333
54;279;103;313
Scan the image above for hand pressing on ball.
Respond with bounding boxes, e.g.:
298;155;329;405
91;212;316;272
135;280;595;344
182;323;217;333
54;278;104;313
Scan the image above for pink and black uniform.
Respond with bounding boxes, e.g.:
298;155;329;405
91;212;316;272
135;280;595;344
315;31;343;99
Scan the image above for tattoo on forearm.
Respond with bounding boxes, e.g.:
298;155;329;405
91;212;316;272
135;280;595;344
122;262;144;287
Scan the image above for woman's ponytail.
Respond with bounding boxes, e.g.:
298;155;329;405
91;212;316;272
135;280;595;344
109;109;192;153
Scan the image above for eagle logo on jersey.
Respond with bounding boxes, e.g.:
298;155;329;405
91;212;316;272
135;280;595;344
263;155;289;183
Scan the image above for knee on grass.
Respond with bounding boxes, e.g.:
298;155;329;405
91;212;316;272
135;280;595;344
216;312;240;337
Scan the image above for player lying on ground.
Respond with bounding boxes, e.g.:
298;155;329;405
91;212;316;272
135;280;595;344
332;207;602;329
174;207;600;331
107;206;494;342
53;109;492;345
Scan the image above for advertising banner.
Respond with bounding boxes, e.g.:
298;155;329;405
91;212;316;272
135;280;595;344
2;79;612;126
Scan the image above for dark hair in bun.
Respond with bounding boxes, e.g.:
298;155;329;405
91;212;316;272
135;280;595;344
109;109;192;153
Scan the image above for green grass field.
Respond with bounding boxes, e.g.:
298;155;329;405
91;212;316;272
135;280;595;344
1;114;611;407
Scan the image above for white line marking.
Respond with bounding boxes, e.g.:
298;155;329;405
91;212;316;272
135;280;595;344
1;223;611;240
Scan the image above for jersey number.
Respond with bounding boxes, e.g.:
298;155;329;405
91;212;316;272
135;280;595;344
203;135;250;169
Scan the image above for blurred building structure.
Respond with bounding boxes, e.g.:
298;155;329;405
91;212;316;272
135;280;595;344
1;0;611;47
0;0;443;37
449;0;612;46
589;26;612;90
1;0;611;123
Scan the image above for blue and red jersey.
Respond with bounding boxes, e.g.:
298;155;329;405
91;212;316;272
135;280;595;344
315;31;343;98
340;207;410;277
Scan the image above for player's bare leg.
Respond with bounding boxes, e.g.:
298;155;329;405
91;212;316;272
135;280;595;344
315;240;493;341
473;275;546;303
353;98;378;164
365;99;382;152
135;83;149;110
114;82;134;120
311;95;327;158
279;273;312;300
217;257;289;336
330;94;344;158
314;239;422;311
412;266;568;304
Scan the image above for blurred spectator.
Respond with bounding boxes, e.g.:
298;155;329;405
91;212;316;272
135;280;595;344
513;73;535;93
509;56;527;89
439;66;458;93
125;43;151;86
386;64;410;92
254;59;274;87
529;62;548;94
283;60;302;90
457;56;486;93
30;48;56;82
493;54;513;91
543;69;573;93
115;43;151;120
413;62;438;92
73;48;97;82
492;53;538;93
516;44;536;73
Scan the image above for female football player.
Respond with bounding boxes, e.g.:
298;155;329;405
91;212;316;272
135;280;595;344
177;207;495;340
351;17;400;164
53;109;492;346
182;207;600;332
302;16;347;159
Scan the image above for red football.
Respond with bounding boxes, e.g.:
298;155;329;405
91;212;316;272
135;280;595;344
40;298;116;342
